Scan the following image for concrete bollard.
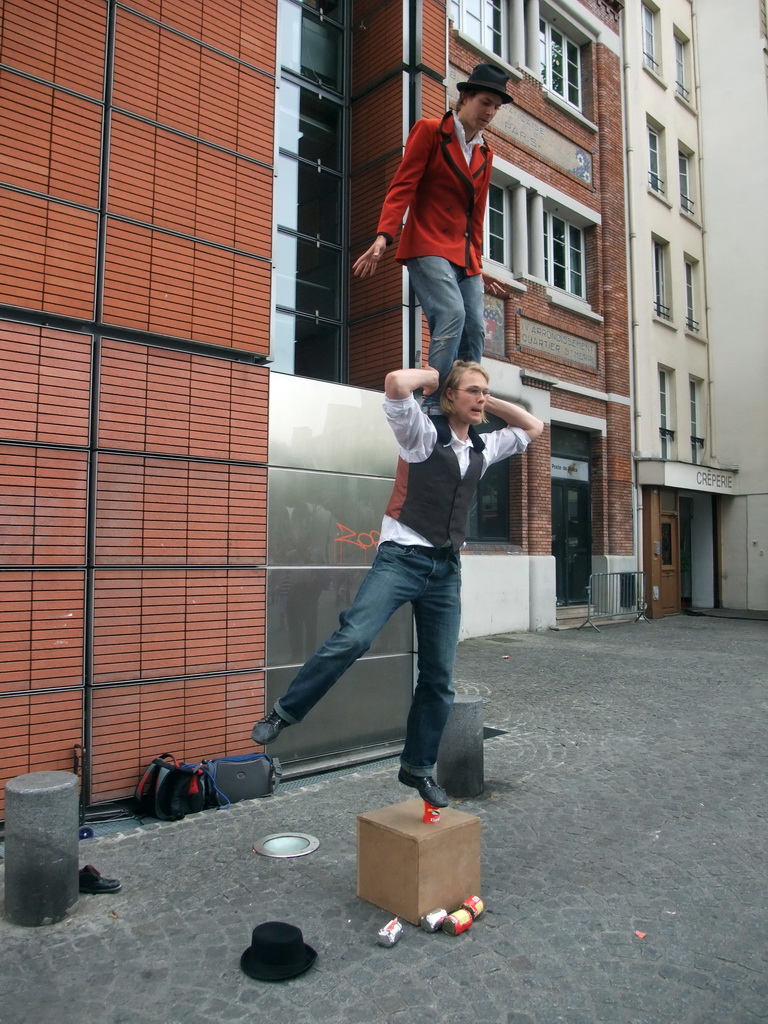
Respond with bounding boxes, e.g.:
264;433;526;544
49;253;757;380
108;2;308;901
4;771;79;926
436;695;485;798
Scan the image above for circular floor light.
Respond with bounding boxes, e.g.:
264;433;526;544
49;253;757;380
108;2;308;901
252;833;320;859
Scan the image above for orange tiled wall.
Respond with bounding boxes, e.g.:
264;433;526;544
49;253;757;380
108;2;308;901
0;0;276;815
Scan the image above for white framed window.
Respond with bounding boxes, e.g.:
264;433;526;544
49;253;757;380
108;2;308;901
659;367;674;460
674;34;691;101
689;378;704;464
484;182;509;266
451;0;506;60
543;210;585;297
678;150;694;214
684;259;699;333
648;124;665;194
540;18;581;109
653;239;670;320
642;5;659;73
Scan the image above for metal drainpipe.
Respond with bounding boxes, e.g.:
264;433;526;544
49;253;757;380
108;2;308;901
621;21;643;576
81;0;119;809
689;3;718;465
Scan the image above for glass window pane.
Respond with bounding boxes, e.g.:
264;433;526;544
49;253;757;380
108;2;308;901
487;183;505;263
540;20;548;83
487;0;502;56
648;130;664;192
275;231;341;319
643;6;655;59
552;216;566;289
273;310;341;381
280;3;342;91
675;38;685;91
569;225;583;295
279;82;343;169
277;154;342;244
566;40;580;106
489;232;505;264
552;426;591;460
465;0;483;41
550;28;564;95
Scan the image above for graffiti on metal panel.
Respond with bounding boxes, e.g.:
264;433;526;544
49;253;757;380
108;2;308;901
334;521;381;553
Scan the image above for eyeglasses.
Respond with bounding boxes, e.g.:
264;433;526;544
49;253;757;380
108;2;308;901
455;387;491;398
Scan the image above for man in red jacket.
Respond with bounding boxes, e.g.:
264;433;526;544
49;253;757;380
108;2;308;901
353;63;513;412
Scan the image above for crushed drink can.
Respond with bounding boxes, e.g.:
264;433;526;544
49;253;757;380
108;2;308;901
460;895;485;920
441;908;475;935
420;908;448;932
422;801;441;823
376;916;404;947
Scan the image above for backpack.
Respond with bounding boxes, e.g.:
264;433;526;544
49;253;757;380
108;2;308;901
135;753;218;821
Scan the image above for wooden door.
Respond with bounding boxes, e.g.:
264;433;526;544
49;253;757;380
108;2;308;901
659;512;680;615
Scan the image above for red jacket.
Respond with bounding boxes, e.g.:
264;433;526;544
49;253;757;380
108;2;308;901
376;111;493;276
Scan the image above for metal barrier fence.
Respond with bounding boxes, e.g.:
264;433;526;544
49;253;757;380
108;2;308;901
579;571;649;632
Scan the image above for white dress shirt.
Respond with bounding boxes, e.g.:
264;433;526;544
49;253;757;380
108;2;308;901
452;113;484;168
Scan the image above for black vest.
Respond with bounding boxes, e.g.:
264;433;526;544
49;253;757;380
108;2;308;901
385;416;485;551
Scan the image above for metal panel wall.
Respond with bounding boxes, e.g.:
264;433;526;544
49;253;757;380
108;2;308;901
265;373;414;773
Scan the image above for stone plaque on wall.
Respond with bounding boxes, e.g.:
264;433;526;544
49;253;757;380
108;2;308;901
519;318;598;369
483;294;505;356
447;67;592;184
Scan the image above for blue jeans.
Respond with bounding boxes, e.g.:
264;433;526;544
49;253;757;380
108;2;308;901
406;256;485;404
275;542;462;776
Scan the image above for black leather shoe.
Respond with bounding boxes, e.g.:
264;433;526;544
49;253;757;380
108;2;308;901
79;865;122;895
252;708;290;744
397;768;449;808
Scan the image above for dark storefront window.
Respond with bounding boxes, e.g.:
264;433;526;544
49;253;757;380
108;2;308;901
466;414;510;541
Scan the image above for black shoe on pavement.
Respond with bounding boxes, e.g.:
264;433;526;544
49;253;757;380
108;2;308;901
397;768;449;808
79;865;122;895
252;708;290;745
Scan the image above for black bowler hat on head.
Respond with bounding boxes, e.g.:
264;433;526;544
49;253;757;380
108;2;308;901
457;62;513;104
240;921;317;981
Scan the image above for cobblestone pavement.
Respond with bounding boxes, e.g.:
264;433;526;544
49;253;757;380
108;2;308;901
1;614;767;1024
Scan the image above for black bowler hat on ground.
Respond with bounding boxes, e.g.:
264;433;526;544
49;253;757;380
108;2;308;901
240;921;317;981
457;62;513;104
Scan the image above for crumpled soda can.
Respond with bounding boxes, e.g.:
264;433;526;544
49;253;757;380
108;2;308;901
460;895;485;920
420;908;448;932
376;916;404;947
441;908;475;935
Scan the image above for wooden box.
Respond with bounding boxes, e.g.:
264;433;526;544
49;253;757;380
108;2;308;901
356;798;481;925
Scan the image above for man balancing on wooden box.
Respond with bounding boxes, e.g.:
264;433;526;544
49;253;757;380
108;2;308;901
252;361;543;808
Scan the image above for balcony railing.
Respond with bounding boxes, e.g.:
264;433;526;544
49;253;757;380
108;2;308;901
654;299;672;321
681;193;695;214
675;80;690;101
648;171;665;193
643;51;659;73
685;315;700;333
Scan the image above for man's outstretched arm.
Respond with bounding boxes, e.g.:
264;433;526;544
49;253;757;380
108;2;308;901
485;394;545;441
385;367;440;401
